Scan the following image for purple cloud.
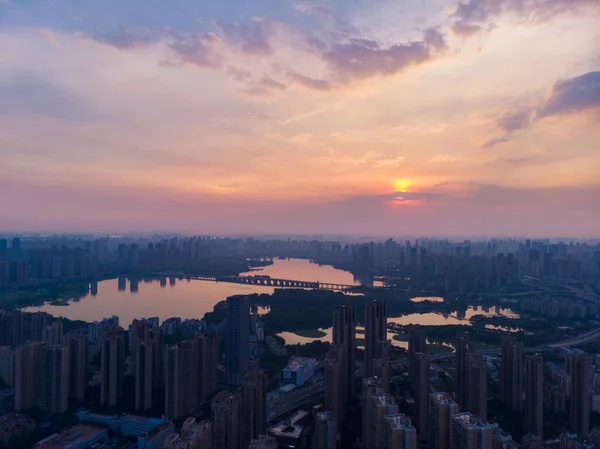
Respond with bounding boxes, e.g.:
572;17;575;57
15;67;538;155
241;74;287;97
286;72;331;91
218;18;276;57
227;66;252;82
539;71;600;117
450;0;600;37
164;33;222;69
79;29;161;50
322;28;447;82
497;108;534;131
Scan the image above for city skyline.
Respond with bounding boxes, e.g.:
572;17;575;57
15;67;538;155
1;1;599;237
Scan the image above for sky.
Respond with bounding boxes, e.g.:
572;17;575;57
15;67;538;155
1;0;599;238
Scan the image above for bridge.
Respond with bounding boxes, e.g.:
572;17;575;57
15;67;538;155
159;273;355;292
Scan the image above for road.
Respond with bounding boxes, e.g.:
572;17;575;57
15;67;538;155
267;378;324;423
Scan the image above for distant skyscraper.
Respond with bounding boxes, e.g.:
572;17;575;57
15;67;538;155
134;340;154;411
100;331;125;407
43;321;63;345
325;345;344;428
429;392;460;449
0;346;15;387
314;411;337;449
524;353;544;437
40;345;69;415
165;339;200;419
0;310;25;347
29;312;50;342
14;341;43;410
384;414;417;449
408;327;426;386
226;296;250;386
364;300;386;378
500;337;523;411
65;332;88;403
413;353;430;441
465;354;487;420
332;305;356;400
212;390;241;449
197;332;219;401
455;332;473;408
566;351;590;438
242;371;267;447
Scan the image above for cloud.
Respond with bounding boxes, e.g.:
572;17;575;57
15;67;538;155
429;155;466;163
450;0;600;37
322;28;447;82
539;71;600;117
79;29;160;50
164;33;222;68
482;135;512;148
241;74;287;97
227;66;252;82
373;190;443;202
484;71;600;147
217;17;276;57
497;108;535;131
293;2;335;19
0;75;99;121
286;72;332;91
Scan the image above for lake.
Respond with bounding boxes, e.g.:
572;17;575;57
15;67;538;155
21;258;374;324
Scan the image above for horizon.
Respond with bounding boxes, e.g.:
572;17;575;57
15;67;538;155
1;0;599;236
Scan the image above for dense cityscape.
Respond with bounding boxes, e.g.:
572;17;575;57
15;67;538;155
0;235;600;448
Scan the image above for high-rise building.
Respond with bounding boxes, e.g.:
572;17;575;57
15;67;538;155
212;390;241;449
149;328;164;394
413;352;430;440
197;332;219;401
226;296;250;386
14;341;43;410
40;345;69;415
465;354;487;420
100;331;125;407
42;321;63;345
362;377;382;449
333;305;356;400
566;351;590;437
408;327;426;386
429;392;460;449
369;393;399;449
500;337;524;411
384;414;417;449
524;353;544;437
248;435;277;449
371;340;392;393
455;332;473;408
314;411;337;449
325;345;344;427
0;346;15;387
450;413;495;449
65;332;88;403
0;310;25;347
242;371;267;447
29;312;50;342
165;339;200;419
365;300;386;378
134;340;154;411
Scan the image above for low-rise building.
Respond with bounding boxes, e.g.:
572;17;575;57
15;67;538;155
34;425;107;449
138;422;175;449
282;358;316;386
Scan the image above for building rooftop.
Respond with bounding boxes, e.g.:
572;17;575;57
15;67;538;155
35;425;105;449
270;411;309;439
284;357;315;372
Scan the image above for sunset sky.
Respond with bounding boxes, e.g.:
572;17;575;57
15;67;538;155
1;0;599;237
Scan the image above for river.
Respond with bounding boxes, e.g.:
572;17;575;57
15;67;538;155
21;258;373;324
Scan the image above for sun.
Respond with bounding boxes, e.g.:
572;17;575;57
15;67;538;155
395;178;412;192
